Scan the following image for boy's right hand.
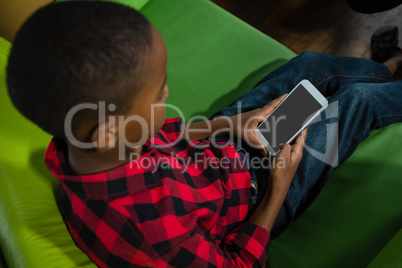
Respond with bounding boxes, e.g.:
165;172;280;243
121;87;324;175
269;128;308;193
249;128;307;233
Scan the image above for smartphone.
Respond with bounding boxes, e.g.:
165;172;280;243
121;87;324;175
255;79;328;156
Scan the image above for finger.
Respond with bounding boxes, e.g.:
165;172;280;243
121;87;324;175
293;128;308;147
249;131;268;156
277;143;291;160
291;145;303;163
273;143;291;169
291;129;308;162
259;94;288;117
301;128;308;142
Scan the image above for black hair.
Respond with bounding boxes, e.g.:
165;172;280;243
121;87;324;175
7;0;152;140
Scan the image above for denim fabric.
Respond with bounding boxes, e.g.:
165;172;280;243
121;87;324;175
211;51;402;238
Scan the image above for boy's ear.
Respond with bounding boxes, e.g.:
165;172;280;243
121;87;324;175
91;119;118;152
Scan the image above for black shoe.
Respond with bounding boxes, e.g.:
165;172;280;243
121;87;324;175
347;0;402;13
370;26;401;63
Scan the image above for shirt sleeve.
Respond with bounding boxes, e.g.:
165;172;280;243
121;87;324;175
146;222;270;267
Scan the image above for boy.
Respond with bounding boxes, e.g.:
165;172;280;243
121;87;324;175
6;1;402;267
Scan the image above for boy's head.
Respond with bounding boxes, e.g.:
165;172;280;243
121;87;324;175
7;1;168;149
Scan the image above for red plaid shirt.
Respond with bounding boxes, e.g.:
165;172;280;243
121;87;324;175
45;117;270;267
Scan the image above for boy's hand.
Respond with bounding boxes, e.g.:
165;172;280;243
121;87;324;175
248;129;307;233
229;94;287;156
182;94;287;147
269;128;307;193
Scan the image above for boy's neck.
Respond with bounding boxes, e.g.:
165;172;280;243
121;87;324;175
66;144;143;175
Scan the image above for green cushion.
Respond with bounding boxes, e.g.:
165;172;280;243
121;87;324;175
368;229;402;268
141;0;294;120
113;0;150;10
0;0;401;267
0;247;6;268
55;0;151;10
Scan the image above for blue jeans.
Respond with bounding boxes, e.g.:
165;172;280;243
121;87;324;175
211;51;402;238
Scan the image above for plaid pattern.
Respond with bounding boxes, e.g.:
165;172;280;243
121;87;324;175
45;117;270;267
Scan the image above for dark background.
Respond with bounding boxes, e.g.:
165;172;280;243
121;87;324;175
211;0;402;58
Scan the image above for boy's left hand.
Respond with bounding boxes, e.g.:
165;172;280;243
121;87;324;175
228;94;287;156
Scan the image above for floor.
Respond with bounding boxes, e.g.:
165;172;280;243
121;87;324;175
211;0;402;59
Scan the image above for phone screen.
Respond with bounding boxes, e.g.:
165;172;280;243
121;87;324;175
257;84;323;152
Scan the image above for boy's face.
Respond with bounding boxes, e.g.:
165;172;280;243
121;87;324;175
122;26;169;146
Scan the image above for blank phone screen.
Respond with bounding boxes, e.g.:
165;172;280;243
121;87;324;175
258;84;323;152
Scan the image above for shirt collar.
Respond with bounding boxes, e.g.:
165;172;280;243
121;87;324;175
45;133;176;200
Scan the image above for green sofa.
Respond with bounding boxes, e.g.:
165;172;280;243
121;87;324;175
0;0;401;267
